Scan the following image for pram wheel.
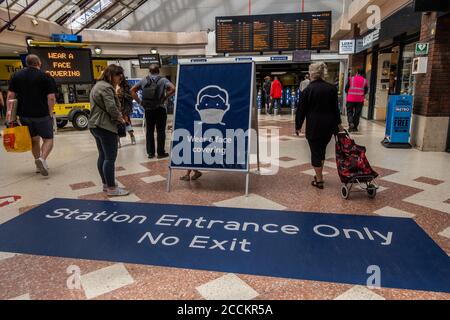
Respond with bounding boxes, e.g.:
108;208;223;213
341;185;350;199
367;184;377;199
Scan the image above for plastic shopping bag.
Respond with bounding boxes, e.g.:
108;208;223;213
2;125;32;152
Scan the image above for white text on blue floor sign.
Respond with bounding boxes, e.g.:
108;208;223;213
47;209;394;252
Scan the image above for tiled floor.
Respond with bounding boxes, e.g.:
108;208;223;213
0;115;449;300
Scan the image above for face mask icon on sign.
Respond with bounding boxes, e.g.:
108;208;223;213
195;85;230;125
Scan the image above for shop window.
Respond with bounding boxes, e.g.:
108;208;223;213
364;53;373;108
400;43;416;96
388;46;400;95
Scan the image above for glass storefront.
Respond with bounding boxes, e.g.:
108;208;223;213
361;38;419;121
400;43;416;96
361;52;373;119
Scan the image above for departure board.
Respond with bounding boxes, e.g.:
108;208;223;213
216;11;331;53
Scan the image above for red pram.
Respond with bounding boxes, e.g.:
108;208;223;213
335;130;379;199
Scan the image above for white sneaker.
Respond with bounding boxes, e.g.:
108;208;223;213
103;183;118;192
106;187;130;197
35;158;49;176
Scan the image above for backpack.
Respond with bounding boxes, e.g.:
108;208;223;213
141;76;163;110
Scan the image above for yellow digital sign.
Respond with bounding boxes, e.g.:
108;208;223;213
0;60;23;81
29;47;93;84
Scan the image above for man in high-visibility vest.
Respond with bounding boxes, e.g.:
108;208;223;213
345;68;368;132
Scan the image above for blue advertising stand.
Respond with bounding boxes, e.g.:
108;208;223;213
382;95;413;148
167;60;259;196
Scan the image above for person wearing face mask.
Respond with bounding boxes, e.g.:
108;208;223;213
88;64;129;197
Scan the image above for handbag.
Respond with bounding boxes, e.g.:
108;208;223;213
117;122;127;137
2;123;32;152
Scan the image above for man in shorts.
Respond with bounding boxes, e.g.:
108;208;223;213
6;54;56;176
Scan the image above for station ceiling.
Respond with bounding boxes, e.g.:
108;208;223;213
0;0;343;34
0;0;148;33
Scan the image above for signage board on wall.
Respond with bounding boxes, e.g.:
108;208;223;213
412;57;428;74
92;60;108;80
138;54;161;69
415;43;429;56
270;56;288;61
339;40;355;54
161;55;178;66
216;11;332;53
28;47;93;84
0;60;23;81
362;29;380;49
292;50;312;62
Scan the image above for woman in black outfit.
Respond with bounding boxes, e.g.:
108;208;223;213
295;62;344;189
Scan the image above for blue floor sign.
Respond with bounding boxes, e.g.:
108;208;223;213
0;198;449;293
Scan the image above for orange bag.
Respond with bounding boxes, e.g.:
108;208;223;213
2;125;32;152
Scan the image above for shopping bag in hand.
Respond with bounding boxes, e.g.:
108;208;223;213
2;124;32;152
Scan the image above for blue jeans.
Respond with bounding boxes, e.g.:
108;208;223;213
90;127;118;187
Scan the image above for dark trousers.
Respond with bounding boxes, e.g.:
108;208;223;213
346;102;363;130
270;98;281;113
145;107;167;156
90;127;118;187
307;136;332;168
262;94;271;113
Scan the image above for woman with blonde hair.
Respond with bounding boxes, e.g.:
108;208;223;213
295;62;343;189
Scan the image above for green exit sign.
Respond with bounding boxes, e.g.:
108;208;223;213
415;43;429;56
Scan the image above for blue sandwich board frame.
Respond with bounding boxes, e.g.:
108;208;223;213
167;60;259;196
382;95;413;148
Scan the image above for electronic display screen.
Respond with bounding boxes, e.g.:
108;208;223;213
216;11;331;53
28;47;93;84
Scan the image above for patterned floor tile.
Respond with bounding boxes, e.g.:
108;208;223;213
413;177;445;186
140;175;167;184
334;286;385;300
374;206;415;218
438;227;450;239
81;263;135;299
0;252;18;261
196;274;259;300
69;181;96;191
9;293;31;300
213;194;287;211
301;169;329;176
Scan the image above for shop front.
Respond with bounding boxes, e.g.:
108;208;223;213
354;3;422;122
